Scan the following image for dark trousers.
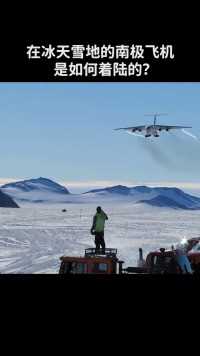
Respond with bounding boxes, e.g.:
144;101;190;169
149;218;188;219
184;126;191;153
95;232;106;254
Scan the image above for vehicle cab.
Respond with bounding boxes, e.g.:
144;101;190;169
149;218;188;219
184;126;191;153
59;248;124;274
146;248;192;274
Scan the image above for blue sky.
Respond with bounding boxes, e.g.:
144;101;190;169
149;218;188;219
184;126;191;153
1;83;200;192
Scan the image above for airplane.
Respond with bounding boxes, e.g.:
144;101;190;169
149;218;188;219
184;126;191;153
114;113;192;138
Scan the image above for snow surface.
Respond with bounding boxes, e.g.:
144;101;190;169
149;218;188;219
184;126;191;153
0;203;200;274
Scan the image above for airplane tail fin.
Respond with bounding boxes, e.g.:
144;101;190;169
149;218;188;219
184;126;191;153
144;113;168;126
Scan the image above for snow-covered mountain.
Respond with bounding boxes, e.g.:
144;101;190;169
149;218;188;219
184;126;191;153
83;185;200;209
137;195;192;209
2;179;200;209
1;177;71;204
0;189;19;208
84;185;152;196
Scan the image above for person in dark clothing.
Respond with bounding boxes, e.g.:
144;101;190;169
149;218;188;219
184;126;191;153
90;207;108;254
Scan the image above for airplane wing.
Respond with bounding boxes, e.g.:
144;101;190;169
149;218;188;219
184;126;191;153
155;125;192;131
114;126;146;132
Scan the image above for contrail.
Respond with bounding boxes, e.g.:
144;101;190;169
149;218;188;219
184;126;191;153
144;141;173;166
127;131;173;165
182;129;200;142
127;131;145;139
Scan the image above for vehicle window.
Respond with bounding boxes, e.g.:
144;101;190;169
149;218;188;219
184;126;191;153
155;255;166;266
155;256;172;266
149;255;157;267
192;243;200;252
92;263;108;273
74;263;87;274
153;256;157;265
63;262;87;274
63;262;73;274
73;262;87;274
153;255;175;273
165;257;172;264
98;263;108;272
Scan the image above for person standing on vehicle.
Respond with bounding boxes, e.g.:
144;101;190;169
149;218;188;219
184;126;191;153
91;207;108;254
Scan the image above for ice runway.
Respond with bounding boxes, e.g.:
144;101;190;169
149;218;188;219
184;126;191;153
0;203;200;274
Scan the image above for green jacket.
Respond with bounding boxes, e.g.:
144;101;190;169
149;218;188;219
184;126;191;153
92;211;108;233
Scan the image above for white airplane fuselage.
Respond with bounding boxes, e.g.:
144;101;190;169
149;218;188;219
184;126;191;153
145;126;160;138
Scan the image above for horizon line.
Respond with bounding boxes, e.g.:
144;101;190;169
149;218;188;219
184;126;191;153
1;177;200;191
